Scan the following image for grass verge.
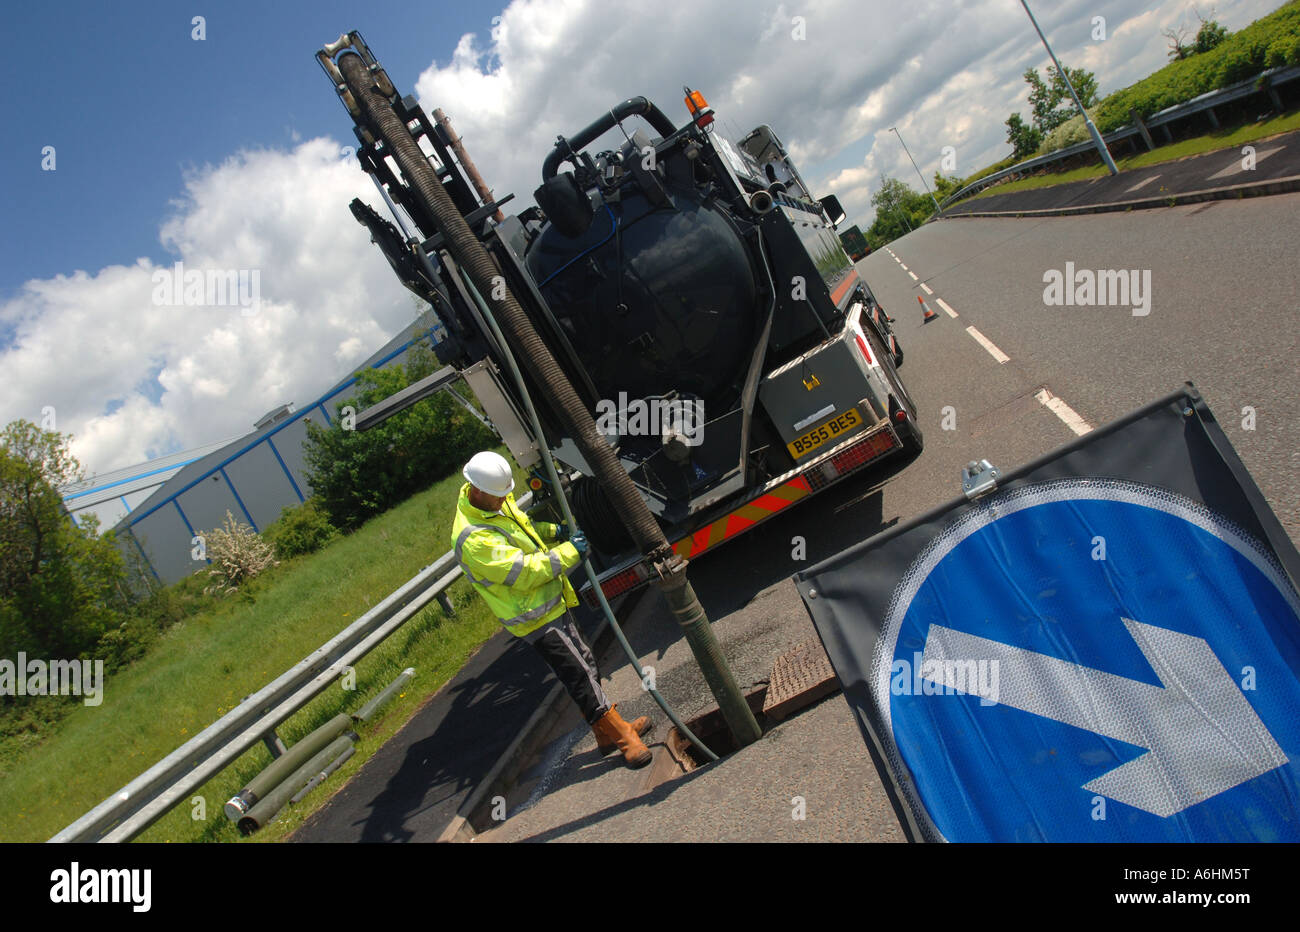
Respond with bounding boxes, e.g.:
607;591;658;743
0;454;526;842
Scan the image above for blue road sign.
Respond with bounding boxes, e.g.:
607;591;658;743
881;479;1300;842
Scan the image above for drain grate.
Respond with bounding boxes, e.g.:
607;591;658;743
762;639;839;722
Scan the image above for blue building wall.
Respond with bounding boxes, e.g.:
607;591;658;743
114;321;446;586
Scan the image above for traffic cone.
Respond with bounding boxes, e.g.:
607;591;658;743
919;295;938;324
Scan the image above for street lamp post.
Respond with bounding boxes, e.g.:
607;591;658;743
1019;0;1118;175
889;126;942;215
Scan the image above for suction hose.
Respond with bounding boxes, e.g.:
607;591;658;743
460;273;717;762
337;50;760;751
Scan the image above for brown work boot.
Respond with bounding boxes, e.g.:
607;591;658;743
594;704;652;756
592;707;653;768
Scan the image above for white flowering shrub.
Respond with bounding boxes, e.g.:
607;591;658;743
203;510;279;595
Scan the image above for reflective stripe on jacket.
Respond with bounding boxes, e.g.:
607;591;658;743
450;482;581;637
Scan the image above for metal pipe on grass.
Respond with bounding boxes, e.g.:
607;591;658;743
238;734;357;836
354;667;416;723
290;744;357;805
224;713;353;822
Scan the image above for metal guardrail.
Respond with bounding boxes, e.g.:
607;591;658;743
50;491;531;843
940;64;1300;210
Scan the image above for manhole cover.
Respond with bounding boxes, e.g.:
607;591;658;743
762;639;839;722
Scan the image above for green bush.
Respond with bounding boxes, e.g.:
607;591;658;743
963;155;1018;185
1094;1;1300;132
202;510;279;596
1266;33;1300;66
1217;43;1267;85
1038;108;1100;155
304;335;496;531
265;498;338;558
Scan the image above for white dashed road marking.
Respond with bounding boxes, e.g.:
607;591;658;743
1124;174;1161;194
935;298;958;318
965;326;1010;364
919;282;933;295
1207;146;1282;180
908;271;918;281
1035;388;1093;435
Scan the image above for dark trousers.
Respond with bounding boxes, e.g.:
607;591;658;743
523;612;611;725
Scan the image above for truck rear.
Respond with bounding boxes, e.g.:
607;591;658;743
318;36;923;607
839;224;870;261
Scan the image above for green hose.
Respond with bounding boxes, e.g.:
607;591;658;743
458;273;718;763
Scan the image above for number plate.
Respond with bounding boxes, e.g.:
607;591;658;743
787;408;861;460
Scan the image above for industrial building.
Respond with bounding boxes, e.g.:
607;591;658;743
63;318;453;586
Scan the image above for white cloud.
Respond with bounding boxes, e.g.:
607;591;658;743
0;138;414;474
410;0;1281;229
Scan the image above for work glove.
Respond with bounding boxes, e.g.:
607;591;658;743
554;522;571;542
570;529;590;559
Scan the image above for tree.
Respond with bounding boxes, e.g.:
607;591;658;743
1024;65;1099;134
303;319;496;530
1005;113;1043;160
871;177;914;218
1165;9;1228;60
932;171;964;202
1163;24;1193;61
1194;16;1228;54
0;421;127;659
866;177;933;246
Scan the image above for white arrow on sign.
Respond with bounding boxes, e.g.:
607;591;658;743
920;618;1289;818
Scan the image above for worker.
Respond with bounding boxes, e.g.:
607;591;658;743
451;450;653;768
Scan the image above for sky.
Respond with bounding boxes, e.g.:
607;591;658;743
0;0;1281;479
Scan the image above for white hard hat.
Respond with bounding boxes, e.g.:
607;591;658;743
463;451;515;496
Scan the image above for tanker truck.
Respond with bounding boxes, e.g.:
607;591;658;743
317;33;923;608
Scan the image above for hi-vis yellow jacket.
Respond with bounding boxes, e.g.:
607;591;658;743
450;483;581;637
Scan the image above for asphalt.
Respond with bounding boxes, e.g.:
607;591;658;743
476;561;907;843
470;192;1300;843
943;128;1300;217
289;602;604;842
294;184;1300;844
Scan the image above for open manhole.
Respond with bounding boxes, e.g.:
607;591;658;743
657;638;841;781
665;685;770;773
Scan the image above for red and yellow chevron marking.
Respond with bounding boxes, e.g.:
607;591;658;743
671;475;813;559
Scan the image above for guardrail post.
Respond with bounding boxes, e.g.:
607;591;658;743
1130;109;1155;152
436;591;456;616
1206;107;1220;130
262;730;287;758
1266;81;1283;112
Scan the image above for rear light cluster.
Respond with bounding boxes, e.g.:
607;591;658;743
854;332;874;365
582;561;651;609
803;428;897;491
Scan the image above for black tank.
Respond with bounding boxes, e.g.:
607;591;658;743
524;184;759;413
